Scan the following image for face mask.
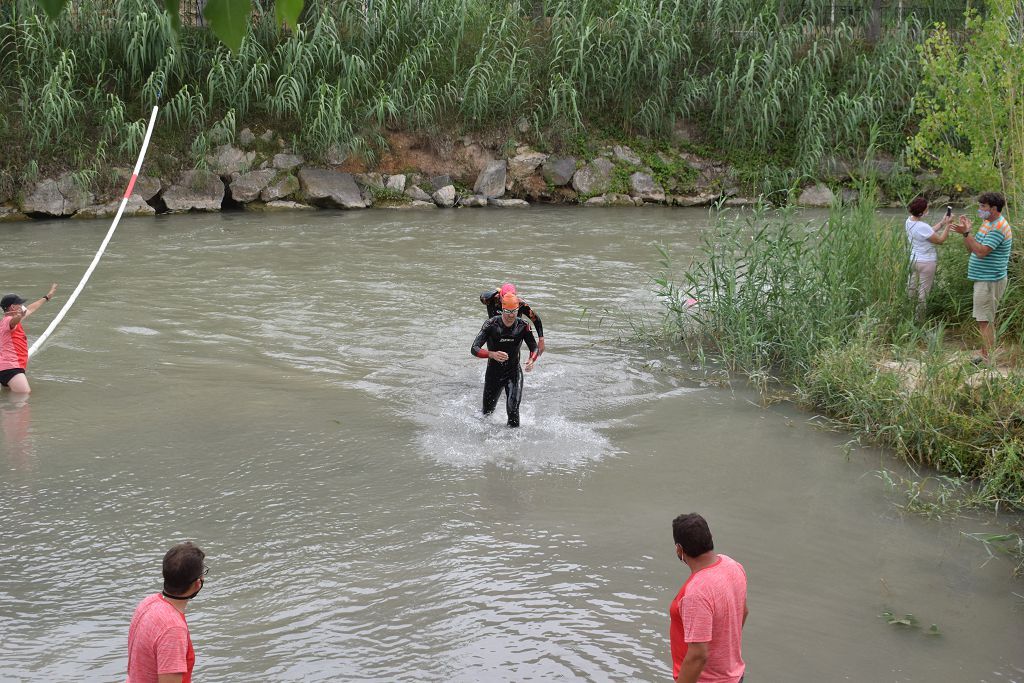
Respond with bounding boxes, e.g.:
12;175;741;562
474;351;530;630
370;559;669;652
163;578;203;600
978;209;990;219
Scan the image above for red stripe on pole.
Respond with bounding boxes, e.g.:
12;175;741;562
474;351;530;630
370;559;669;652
123;174;139;199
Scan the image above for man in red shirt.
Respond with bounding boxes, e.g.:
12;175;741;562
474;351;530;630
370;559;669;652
669;513;748;683
127;542;208;683
0;284;58;394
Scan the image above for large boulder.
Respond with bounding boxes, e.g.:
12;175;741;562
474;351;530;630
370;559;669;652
797;183;836;207
238;127;256;148
613;145;643;166
73;194;155;219
605;193;636;207
353;172;385;190
405;185;432;202
252;200;317;212
488;198;529;208
474;160;507;198
260;174;300;203
114;169;161;201
272;153;304;171
460;195;488;207
542;157;576;186
428;174;453;192
385;174;407;193
508;152;548;183
229;169;277;204
207;144;255;177
671;193;718;207
629;172;666;203
20;179;65;216
162;170;225;212
298;169;368;209
432;185;457;208
571;158;614;195
22;174;95;216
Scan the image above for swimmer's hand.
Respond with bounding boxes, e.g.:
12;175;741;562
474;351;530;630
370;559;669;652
489;351;509;362
525;359;534;372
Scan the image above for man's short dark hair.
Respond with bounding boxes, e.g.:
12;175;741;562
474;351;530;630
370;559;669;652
672;513;714;557
907;196;929;217
978;192;1006;212
163;542;205;594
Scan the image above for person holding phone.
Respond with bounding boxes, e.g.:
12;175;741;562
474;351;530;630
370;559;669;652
0;284;59;394
905;196;953;320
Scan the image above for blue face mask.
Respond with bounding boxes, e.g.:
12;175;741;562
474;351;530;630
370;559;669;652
978;209;991;219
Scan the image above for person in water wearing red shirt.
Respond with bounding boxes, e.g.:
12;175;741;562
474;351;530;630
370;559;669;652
670;513;748;683
126;542;208;683
0;283;58;394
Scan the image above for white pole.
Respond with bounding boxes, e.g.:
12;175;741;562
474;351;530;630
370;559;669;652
28;105;160;359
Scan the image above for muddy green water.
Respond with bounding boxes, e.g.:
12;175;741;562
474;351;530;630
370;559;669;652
1;207;1022;681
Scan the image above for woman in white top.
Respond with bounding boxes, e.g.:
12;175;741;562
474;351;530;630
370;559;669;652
905;196;953;319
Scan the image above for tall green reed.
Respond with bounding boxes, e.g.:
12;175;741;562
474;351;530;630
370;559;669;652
0;0;956;175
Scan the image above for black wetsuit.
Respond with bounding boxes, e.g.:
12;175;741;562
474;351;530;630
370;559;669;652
479;290;544;338
471;315;538;427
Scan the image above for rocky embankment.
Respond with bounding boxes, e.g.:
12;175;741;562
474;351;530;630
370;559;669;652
0;128;926;222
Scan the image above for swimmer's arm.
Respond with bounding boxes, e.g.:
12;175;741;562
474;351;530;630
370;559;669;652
524;328;538;371
523;303;544;339
471;325;491;359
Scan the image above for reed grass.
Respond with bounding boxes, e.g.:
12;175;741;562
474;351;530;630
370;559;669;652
0;0;956;186
659;192;1024;509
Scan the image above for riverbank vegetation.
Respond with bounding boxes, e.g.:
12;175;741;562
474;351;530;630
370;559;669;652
0;0;973;201
656;191;1024;511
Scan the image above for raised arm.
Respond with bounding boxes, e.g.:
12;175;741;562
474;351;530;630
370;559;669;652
927;216;952;244
954;216;995;256
23;283;58;319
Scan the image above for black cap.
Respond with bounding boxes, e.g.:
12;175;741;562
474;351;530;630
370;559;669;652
1;294;26;311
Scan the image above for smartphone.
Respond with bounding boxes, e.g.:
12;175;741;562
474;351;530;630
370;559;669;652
946;205;953;217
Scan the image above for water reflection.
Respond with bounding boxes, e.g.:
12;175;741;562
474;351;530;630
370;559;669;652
1;395;33;470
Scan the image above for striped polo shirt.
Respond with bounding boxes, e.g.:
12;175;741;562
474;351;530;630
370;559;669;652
968;216;1013;281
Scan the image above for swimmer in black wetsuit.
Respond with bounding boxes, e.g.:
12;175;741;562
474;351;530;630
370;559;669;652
471;292;539;428
479;283;545;358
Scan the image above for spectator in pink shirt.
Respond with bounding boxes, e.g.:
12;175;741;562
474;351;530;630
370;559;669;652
126;542;207;683
669;513;748;683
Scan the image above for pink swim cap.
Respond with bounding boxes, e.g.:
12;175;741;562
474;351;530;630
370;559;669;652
499;283;517;297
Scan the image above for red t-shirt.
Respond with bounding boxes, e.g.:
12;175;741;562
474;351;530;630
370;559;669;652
12;323;28;368
0;316;21;371
126;594;195;683
682;554;746;682
669;580;690;680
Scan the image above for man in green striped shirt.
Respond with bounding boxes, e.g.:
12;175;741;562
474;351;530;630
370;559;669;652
953;192;1013;363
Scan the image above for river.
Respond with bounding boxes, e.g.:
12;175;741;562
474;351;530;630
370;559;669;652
1;207;1022;681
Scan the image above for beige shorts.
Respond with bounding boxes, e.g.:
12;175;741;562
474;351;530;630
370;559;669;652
972;278;1008;322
